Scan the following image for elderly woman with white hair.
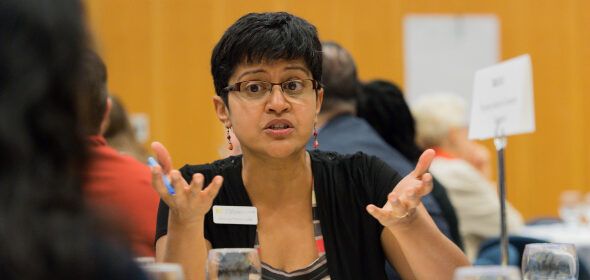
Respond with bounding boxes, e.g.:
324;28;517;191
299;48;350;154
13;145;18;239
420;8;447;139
411;93;524;261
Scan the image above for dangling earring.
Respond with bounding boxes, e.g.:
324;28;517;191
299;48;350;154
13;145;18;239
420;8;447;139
312;124;319;149
226;127;234;151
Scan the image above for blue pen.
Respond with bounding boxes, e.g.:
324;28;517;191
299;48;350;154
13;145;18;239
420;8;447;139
147;157;176;195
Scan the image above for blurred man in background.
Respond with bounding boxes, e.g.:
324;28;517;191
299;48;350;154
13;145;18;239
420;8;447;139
310;42;460;279
79;50;160;257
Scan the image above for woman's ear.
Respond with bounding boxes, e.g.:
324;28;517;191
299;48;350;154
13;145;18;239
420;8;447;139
315;88;324;115
213;96;231;128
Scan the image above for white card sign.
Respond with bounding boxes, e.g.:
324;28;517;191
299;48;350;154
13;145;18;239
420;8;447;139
212;205;258;225
468;54;535;140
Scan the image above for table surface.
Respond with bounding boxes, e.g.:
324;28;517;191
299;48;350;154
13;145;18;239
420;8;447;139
519;223;590;270
519;224;590;246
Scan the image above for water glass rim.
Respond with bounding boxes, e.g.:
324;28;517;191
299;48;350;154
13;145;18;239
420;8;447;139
208;248;258;254
524;242;576;248
143;262;183;272
454;265;521;279
455;265;521;272
135;256;156;263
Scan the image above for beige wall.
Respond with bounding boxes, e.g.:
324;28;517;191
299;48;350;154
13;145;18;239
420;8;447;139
85;0;590;220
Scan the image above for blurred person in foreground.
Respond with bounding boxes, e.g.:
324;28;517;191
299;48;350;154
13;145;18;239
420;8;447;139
79;51;160;257
0;0;146;278
411;93;524;260
152;12;468;280
358;79;464;251
104;95;151;162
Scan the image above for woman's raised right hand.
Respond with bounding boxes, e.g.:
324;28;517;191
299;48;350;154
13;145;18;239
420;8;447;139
150;141;223;225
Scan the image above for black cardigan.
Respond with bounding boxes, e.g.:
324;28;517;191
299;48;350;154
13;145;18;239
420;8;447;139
156;151;402;280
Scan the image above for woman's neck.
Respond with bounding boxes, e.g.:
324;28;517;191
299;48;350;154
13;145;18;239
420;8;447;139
241;149;312;207
434;145;459;159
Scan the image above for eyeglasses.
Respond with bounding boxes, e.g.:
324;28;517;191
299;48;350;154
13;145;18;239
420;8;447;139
223;79;321;101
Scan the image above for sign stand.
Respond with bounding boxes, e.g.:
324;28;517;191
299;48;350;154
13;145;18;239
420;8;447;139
468;54;535;267
494;126;508;265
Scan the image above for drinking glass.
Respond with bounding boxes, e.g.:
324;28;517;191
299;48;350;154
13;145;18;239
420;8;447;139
142;263;184;280
522;243;577;280
453;265;521;280
206;248;261;280
135;256;156;266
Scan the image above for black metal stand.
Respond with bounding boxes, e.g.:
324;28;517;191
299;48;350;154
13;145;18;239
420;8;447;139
494;135;508;266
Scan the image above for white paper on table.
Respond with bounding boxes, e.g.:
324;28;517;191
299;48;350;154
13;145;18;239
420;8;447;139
468;54;535;140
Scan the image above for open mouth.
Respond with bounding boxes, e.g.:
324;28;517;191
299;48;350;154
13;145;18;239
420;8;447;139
264;119;294;137
267;123;292;130
264;119;294;130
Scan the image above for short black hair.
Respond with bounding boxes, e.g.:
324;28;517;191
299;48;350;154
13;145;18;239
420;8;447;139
77;50;108;135
211;12;322;105
357;80;423;163
320;41;361;111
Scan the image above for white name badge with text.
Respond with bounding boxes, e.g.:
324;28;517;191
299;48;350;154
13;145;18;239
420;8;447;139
468;54;535;140
213;205;258;225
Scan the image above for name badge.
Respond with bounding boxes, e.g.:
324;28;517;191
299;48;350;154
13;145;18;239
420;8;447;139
212;205;258;225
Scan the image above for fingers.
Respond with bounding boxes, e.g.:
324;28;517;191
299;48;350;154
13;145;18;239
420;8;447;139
400;172;433;198
418;173;433;197
190;174;223;201
385;174;432;219
369;164;434;226
389;193;418;216
151;165;169;196
151;141;172;173
169;170;189;195
366;204;389;221
367;201;413;224
203;176;223;200
412;149;435;177
190;173;205;193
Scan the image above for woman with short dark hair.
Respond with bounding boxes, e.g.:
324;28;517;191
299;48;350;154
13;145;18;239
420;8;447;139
153;12;469;280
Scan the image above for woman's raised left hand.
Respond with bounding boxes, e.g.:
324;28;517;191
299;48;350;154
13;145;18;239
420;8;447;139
366;149;435;228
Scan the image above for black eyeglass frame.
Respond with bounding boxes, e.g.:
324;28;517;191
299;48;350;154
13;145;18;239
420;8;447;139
222;78;323;95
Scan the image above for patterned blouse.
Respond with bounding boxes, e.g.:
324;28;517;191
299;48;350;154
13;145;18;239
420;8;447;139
255;188;330;280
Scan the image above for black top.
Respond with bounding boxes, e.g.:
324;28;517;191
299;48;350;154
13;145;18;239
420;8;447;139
156;151;402;280
307;114;461;248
